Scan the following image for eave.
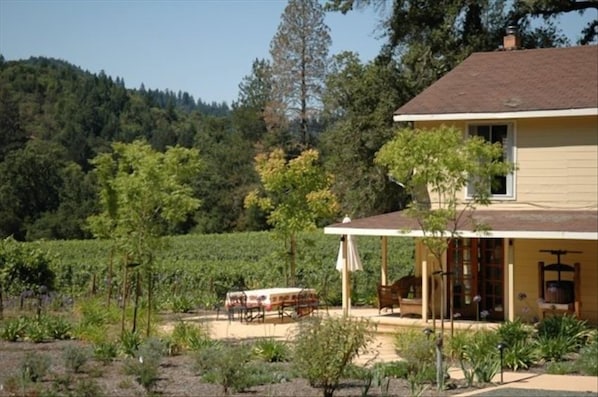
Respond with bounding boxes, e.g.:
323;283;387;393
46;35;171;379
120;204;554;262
393;108;598;122
324;210;598;241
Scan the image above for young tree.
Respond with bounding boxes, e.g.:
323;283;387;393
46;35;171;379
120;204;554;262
375;125;515;326
269;0;331;149
244;148;339;286
87;140;202;336
376;125;515;390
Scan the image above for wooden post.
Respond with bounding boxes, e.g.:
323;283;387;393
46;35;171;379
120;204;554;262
574;263;580;318
341;235;350;317
422;260;429;322
507;238;514;322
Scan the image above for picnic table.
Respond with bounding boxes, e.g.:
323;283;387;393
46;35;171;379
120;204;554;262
225;287;318;322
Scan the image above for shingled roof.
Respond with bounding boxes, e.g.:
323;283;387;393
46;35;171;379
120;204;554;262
324;210;598;240
394;45;598;119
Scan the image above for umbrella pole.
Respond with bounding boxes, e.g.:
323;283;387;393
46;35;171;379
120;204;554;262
342;235;350;317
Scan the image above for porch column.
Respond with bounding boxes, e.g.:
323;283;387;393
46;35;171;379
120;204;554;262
341;235;350;317
422;260;429;322
381;236;388;285
507;239;514;321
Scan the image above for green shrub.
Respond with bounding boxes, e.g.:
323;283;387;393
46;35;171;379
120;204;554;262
497;318;534;346
242;361;294;386
93;340;119;364
576;338;598;376
393;327;439;391
74;378;104;397
368;361;411;396
21;351;51;382
393;329;435;371
447;330;500;386
535;334;579;362
195;342;257;394
292;315;375;397
120;330;143;357
0;316;27;341
545;360;576;375
493;320;539;371
24;318;49;343
170;294;194;313
63;344;91;373
170;320;214;352
44;315;72;340
536;315;589;346
252;338;289;362
501;340;538;371
123;338;165;393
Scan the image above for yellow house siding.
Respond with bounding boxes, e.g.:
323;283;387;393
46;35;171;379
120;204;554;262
514;117;597;210
512;239;598;325
413;117;598;211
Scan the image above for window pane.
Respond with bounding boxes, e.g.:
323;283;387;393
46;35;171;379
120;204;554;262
467;123;513;198
477;125;490;141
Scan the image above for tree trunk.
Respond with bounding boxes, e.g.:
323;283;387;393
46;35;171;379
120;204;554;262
289;234;297;287
120;261;128;337
107;247;114;307
146;264;152;337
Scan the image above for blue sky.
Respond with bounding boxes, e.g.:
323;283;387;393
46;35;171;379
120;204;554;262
1;1;595;105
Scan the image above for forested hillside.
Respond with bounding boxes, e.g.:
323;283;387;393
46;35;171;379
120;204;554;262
0;56;259;240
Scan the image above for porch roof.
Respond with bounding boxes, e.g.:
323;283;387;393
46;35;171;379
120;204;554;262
323;210;598;240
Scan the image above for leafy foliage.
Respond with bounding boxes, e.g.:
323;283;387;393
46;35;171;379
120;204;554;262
292;315;375;397
252;338;290;363
245;148;340;286
0;237;56;316
194;342;258;394
447;330;500;386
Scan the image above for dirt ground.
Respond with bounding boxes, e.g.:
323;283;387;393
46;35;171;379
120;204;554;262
0;338;487;397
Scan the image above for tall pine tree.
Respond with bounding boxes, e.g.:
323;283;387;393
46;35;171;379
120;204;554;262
269;0;331;151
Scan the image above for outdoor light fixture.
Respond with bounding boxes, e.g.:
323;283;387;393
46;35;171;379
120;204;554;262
423;327;433;338
496;341;508;383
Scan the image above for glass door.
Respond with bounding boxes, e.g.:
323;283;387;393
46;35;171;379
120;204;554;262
448;238;504;321
447;238;478;319
479;239;504;321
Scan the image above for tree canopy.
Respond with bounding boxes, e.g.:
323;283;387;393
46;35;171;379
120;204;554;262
245;148;339;286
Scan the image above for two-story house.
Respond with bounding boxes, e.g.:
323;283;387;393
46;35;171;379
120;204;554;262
325;37;598;325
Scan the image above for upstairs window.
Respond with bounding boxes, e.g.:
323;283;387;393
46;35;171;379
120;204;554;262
467;123;515;199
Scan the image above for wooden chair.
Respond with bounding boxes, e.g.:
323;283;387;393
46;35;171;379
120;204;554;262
226;291;248;322
279;288;318;321
377;283;400;314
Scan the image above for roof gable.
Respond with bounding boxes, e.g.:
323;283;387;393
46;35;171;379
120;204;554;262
394;46;598;118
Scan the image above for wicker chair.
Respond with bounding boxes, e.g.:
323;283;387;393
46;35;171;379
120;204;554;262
377;283;400;314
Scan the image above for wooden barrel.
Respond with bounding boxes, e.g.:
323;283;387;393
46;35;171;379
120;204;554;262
545;280;574;304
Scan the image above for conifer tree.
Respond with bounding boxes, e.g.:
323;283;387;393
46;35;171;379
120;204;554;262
269;0;331;150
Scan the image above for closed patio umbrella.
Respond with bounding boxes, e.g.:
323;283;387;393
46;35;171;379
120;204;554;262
335;216;362;316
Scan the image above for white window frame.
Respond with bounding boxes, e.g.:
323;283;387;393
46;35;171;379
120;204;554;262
466;122;516;200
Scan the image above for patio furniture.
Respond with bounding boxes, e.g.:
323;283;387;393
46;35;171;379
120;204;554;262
396;275;432;318
226;291;248;322
377;283;400;314
278;288;319;320
225;287;317;322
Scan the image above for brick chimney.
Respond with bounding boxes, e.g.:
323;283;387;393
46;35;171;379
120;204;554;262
503;25;521;50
